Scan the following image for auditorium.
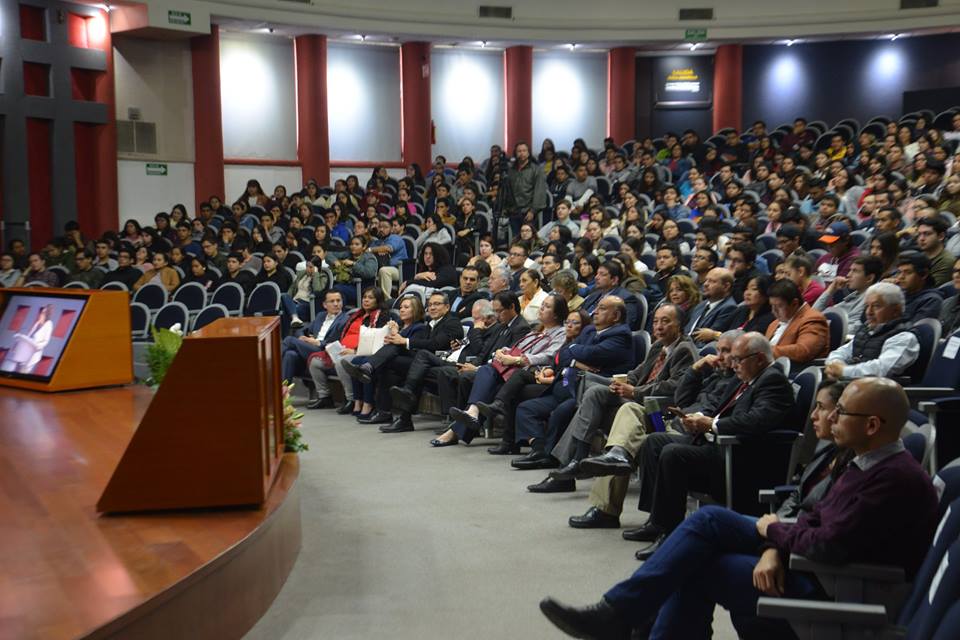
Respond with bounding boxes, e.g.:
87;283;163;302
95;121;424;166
4;0;960;638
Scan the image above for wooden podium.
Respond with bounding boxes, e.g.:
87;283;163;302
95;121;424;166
0;287;131;391
98;317;285;513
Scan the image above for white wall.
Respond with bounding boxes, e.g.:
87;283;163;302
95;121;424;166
117;160;196;226
532;51;608;152
326;43;402;162
113;35;195;162
431;48;505;161
329;167;406;187
224;165;304;203
219;33;298;160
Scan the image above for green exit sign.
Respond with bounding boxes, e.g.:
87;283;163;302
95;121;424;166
146;163;168;176
168;10;192;26
684;28;708;42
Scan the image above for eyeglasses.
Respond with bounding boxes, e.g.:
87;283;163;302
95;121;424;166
564;320;581;327
833;404;886;422
729;352;761;365
509;251;526;257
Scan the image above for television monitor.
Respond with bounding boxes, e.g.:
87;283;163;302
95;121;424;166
0;292;88;381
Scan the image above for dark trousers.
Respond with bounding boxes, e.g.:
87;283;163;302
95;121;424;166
604;505;817;639
514;382;576;452
374;354;415;412
434;366;470;415
405;350;449;394
281;336;319;381
367;343;405;370
491;369;546;444
350;355;375;404
637;433;725;533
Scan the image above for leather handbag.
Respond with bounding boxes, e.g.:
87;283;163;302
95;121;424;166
490;347;525;381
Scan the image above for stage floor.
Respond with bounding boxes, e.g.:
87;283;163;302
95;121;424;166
0;385;299;640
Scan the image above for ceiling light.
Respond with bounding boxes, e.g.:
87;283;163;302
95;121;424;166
689;42;700;50
568;43;577;50
786;39;796;46
890;33;901;41
481;40;487;48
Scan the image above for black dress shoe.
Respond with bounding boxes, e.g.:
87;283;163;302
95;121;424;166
341;359;373;383
634;535;666;561
569;507;621;529
305;396;334;410
358;410;392;424
621;522;665;542
449;407;480;432
380;416;414;433
549;460;580;481
475;399;505;420
539;597;630;640
429;436;458;447
510;450;560;470
578;447;634;478
527;476;575;493
389;386;417;413
336;401;354;415
487;441;521;455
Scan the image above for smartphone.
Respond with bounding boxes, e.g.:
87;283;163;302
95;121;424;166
665;406;686;419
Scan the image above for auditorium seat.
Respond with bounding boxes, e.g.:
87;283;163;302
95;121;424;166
247;282;282;317
192;303;229;332
210;282;245;317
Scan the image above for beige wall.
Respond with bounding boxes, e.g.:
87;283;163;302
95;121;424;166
114;35;195;163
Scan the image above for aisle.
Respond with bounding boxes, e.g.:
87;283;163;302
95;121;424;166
245;401;737;639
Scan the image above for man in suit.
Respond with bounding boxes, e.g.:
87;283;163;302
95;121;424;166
342;291;464;432
386;292;531;430
568;330;742;529
580;260;641;330
686;267;737;346
526;304;695;479
280;290;347;405
627;332;795;558
765;279;830;366
449;266;487;320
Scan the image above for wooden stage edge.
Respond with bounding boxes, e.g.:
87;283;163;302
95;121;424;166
0;385;302;640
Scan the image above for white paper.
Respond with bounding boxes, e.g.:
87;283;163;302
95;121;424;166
324;341;344;358
943;336;960;360
357;326;389;356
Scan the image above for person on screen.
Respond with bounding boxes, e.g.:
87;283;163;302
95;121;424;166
1;304;54;374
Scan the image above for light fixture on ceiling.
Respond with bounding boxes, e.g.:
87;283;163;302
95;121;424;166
481;40;487;48
689;42;700;50
360;34;367;41
785;39;796;46
890;33;902;41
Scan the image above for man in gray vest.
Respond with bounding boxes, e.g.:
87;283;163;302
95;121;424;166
824;282;920;381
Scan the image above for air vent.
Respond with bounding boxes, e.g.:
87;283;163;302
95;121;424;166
478;5;512;19
117;120;157;155
278;0;312;4
901;0;937;7
679;8;714;20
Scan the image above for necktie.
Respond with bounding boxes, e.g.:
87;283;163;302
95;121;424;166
643;349;668;384
716;382;748;417
691;303;711;332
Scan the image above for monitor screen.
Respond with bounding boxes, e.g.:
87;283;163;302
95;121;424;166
0;293;88;381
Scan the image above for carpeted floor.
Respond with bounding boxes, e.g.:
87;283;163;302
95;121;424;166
245;396;738;640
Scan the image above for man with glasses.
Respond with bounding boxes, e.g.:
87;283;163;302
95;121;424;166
506;243;529;291
689;247;718;284
824;282;920;381
540;377;937;640
201;237;227;273
625;332;794;559
67;250;105;288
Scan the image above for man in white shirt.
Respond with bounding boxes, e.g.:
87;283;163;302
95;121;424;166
280;290;345;399
824;283;920;381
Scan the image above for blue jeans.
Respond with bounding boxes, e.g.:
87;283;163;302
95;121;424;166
514;381;576;449
604;505;820;639
350;355;376;404
281;336;319;381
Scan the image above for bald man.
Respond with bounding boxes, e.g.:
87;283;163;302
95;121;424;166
540;377;938;640
686;267;737;345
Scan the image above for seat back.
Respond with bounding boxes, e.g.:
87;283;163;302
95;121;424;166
761;249;784;273
210;282;245;316
172;281;207;312
823;308;848;352
899;495;960;628
247;281;281;316
904;535;960;639
919;333;960;390
935;456;960;517
192;303;228;332
101;281;129;293
632;330;650;366
64;280;89;289
132;282;167;311
909;319;944;384
130;302;150;340
785;366;823;478
153;301;189;332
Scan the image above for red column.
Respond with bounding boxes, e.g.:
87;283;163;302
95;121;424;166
191;26;226;208
713;44;743;133
504;46;532;151
295;35;330;186
607;47;637;144
400;42;431;171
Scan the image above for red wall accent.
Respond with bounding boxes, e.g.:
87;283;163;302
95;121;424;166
87;10;118;238
608;47;637;144
71;68;101;101
504;46;533;152
74;123;97;233
67;13;88;48
23;62;50;96
26;118;53;250
713;44;743;133
191;26;226;208
294;35;330;186
19;5;45;41
400;42;432;172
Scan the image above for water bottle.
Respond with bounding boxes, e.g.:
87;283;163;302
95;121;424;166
646;397;666;433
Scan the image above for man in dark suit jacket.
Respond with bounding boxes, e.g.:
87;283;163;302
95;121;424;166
449;265;488;320
686;267;738;346
384;293;531;431
281;289;349;388
580;260;642;330
532;304;696;475
629;331;795;557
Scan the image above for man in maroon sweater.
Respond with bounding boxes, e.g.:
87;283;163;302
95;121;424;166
539;377;938;640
